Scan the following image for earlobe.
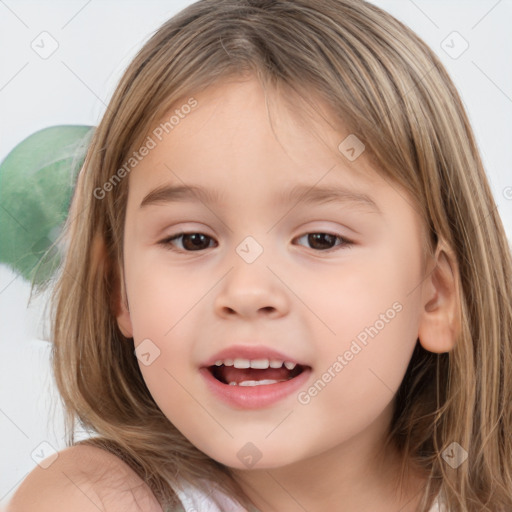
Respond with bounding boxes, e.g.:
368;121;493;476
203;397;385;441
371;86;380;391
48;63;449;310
418;241;461;354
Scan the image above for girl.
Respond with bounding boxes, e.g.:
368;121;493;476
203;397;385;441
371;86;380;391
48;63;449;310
8;0;512;511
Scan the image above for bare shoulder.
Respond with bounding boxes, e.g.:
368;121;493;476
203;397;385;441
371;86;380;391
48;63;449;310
6;444;164;512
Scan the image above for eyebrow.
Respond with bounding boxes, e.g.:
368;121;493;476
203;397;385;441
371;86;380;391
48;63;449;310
139;183;381;214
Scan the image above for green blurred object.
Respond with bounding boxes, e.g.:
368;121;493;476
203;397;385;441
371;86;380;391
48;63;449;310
0;125;94;284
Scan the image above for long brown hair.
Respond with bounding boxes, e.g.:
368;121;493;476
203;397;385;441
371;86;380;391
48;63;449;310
47;0;512;510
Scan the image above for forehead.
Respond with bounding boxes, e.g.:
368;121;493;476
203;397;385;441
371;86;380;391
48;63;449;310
126;77;387;203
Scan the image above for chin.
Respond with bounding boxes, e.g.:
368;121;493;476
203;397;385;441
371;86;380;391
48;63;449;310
203;442;311;471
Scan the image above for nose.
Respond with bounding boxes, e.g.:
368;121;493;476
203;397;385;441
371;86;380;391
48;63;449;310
213;257;290;320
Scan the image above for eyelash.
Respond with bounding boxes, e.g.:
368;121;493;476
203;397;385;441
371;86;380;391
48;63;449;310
158;231;354;253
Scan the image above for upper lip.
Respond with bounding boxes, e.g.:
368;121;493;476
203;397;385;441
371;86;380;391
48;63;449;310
201;344;309;368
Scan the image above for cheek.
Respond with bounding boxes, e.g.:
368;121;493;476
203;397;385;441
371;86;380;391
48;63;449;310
304;243;423;399
125;253;206;341
308;248;422;344
125;262;204;429
294;291;420;455
123;254;206;396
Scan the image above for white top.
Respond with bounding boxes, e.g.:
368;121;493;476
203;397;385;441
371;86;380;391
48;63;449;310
169;480;444;511
169;480;253;511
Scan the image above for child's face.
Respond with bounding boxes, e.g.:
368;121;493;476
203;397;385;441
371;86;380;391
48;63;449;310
118;77;429;470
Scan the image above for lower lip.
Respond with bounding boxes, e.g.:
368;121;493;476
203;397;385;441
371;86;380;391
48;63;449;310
200;367;312;409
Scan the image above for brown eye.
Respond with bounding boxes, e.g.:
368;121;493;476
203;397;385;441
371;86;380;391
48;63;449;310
161;232;216;251
295;232;352;252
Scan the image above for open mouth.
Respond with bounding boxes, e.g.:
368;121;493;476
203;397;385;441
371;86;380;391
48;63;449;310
207;359;308;387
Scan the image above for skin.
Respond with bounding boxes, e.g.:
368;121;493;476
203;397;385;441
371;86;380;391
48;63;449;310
6;444;163;512
115;76;460;512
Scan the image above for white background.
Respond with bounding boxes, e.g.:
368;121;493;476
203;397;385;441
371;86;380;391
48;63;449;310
0;0;511;501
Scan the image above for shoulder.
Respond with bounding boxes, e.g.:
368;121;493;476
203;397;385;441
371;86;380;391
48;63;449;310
6;443;164;512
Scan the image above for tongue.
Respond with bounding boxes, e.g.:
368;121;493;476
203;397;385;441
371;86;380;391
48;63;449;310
216;366;294;384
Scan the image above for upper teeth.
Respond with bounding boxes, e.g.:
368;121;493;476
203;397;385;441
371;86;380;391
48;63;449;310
214;358;297;370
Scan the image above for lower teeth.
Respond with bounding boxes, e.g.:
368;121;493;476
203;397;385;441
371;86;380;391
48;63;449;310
228;379;288;387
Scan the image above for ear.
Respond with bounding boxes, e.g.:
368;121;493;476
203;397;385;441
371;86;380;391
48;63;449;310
114;266;133;339
418;240;461;353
